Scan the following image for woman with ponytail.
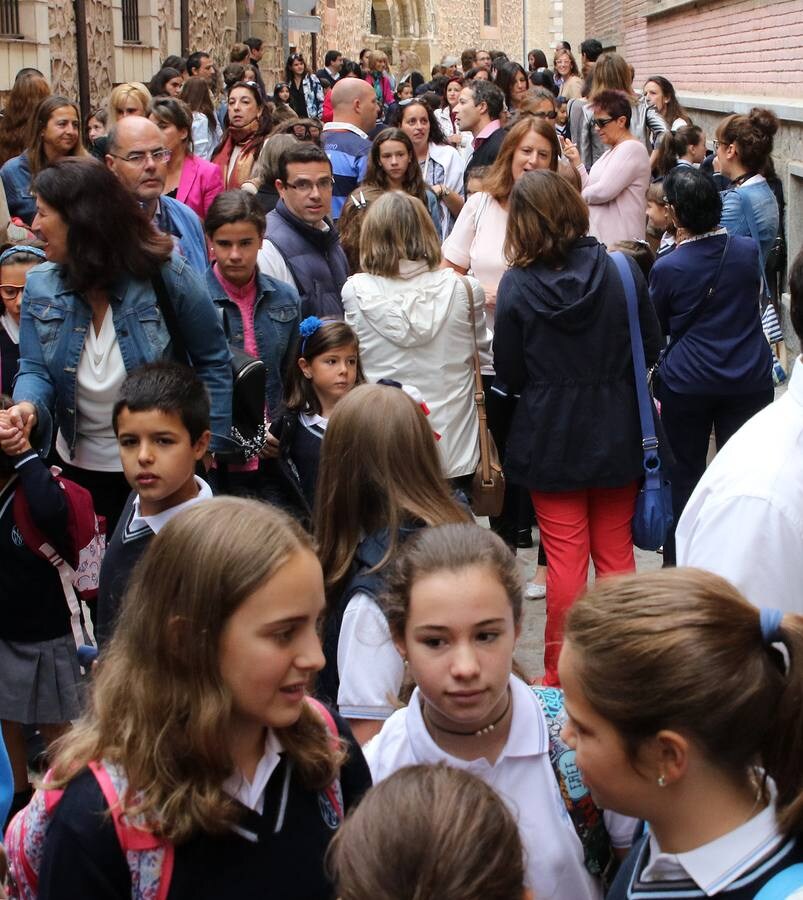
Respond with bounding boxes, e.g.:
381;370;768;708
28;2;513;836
715;107;780;261
560;567;803;899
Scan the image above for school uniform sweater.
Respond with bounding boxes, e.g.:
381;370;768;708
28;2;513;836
607;830;803;899
96;478;212;647
36;711;372;900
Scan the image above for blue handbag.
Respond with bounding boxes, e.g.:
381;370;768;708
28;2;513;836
610;252;673;551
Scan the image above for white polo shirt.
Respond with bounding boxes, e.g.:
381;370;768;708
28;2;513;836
364;675;602;900
676;358;803;614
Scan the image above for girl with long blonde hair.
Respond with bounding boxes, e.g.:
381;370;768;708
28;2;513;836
8;497;371;899
315;383;471;745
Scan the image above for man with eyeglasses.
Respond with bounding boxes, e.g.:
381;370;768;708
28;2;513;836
257;144;348;318
105;117;208;274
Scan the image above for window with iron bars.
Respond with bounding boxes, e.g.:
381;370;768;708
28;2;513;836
122;0;140;42
0;0;21;38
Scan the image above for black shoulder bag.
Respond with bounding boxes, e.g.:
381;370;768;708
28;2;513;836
151;270;267;463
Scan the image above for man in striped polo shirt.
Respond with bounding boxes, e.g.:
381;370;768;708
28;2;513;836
322;79;379;221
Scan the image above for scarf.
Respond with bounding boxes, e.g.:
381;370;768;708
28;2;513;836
370;72;384;107
212;119;262;189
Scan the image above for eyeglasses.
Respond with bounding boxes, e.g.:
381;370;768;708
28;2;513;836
592;117;614;128
712;139;726;150
109;148;171;166
284;177;334;194
530;110;558;120
292;124;322;139
0;284;24;301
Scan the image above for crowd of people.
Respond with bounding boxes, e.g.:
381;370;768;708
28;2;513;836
0;31;799;900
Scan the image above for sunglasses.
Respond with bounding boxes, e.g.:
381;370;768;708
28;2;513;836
531;110;558;120
592;116;614;128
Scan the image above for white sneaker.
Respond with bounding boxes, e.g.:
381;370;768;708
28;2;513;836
525;581;546;600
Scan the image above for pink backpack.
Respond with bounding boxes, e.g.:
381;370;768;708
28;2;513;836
5;698;342;899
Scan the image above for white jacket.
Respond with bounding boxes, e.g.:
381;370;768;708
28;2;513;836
342;262;490;478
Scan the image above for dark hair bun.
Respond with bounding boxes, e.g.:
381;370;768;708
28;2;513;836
748;106;779;138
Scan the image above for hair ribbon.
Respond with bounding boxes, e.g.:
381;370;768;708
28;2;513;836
759;607;784;645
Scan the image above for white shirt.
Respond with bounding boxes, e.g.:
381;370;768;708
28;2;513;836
336;591;405;721
55;307;126;471
641;786;784;894
1;313;19;344
191;111;223;161
363;675;602;900
676;359;803;614
128;476;213;535
223;729;283;815
322;121;369;140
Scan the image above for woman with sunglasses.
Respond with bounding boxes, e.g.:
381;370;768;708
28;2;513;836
285;53;325;121
0;244;45;395
581;89;651;247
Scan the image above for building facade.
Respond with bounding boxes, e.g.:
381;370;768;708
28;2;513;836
0;0;236;110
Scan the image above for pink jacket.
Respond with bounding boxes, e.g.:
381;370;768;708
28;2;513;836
178;154;225;220
364;73;394;106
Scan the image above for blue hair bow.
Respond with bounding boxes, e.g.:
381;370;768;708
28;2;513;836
299;316;323;354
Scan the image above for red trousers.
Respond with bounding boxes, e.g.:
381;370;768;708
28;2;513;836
531;482;638;686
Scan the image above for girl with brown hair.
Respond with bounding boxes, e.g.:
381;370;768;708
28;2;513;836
181;75;223;160
561;567;803;899
494;170;661;685
268;317;365;517
0;70;50;166
7;497;371;898
315;384;471;746
329;764;530;900
342;192;488;481
366;522;629;899
338;128;440;271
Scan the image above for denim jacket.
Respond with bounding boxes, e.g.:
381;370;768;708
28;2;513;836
13;253;232;454
205;266;300;417
0;152;35;225
720;179;779;264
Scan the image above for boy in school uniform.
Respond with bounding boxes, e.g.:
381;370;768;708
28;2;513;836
96;363;212;648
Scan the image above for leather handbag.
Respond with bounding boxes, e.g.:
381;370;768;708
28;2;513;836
151;270;267;463
610;253;673;551
459;275;505;518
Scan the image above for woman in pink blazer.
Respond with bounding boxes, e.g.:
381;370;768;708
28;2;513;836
150;97;224;220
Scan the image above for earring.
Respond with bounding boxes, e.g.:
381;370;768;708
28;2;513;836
403;658;409;666
657;774;667;788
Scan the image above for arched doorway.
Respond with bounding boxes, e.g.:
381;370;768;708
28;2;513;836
362;0;436;70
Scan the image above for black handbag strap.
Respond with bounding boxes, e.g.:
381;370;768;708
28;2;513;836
151;269;189;364
660;234;730;365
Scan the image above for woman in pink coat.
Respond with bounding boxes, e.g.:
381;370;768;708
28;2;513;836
150;97;224;219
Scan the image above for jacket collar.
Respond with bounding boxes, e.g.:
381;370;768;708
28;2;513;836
205;265;277;304
273;200;338;250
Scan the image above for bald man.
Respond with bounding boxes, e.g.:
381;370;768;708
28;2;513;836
106;116;208;273
322;77;379;220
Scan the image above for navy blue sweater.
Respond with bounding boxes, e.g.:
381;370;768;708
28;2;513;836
649;233;773;396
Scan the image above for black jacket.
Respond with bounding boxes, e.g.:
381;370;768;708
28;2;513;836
464;125;506;187
493;238;662;492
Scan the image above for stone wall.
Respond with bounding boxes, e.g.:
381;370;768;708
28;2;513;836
87;0;114;104
49;0;78;100
190;0;237;64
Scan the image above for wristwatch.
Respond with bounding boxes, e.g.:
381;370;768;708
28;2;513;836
441;186;451;199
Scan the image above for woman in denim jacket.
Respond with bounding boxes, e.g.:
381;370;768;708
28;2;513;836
204;190;301;502
1;158;231;532
716;107;780;263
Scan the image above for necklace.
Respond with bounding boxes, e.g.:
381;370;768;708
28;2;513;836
423;690;512;737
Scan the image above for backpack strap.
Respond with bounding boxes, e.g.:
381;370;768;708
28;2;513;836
531;686;614;879
87;761;175;900
305;697;344;822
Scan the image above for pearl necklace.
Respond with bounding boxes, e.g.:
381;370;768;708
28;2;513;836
423;690;512;738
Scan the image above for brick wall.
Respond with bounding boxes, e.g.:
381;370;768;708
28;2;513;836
587;0;803;98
